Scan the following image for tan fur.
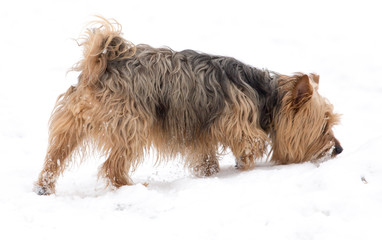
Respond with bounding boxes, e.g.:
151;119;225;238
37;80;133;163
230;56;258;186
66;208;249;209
270;74;341;164
35;18;341;195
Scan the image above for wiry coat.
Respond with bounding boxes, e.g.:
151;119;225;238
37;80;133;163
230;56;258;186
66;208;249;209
35;18;342;195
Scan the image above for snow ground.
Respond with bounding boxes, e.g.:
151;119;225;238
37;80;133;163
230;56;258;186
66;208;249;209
1;0;382;239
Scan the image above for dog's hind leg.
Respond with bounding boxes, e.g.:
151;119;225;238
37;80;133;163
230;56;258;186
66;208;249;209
98;115;148;188
99;146;135;188
35;89;84;195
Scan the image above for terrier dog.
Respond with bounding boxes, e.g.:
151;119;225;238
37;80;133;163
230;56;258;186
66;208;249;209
35;18;342;195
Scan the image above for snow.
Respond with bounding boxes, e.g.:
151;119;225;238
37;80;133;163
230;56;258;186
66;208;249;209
1;0;382;239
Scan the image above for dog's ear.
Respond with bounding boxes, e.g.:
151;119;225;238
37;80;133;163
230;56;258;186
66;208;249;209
293;74;313;107
310;73;320;84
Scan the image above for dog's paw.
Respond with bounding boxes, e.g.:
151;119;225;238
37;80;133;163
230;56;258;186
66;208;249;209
235;155;255;170
192;160;220;177
33;185;53;196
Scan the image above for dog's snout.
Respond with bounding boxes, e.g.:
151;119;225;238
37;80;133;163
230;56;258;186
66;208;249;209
332;138;343;155
334;144;343;155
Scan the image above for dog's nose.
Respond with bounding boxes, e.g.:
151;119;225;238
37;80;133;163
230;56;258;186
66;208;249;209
334;145;343;155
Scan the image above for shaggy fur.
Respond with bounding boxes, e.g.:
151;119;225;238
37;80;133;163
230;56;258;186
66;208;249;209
35;17;342;195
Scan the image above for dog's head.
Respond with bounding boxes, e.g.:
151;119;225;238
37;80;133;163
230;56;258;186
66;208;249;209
270;73;342;164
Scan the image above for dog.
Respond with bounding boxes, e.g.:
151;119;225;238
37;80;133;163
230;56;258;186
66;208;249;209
35;17;342;195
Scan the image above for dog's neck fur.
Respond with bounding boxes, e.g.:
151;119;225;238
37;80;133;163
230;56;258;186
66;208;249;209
207;54;280;133
257;71;280;133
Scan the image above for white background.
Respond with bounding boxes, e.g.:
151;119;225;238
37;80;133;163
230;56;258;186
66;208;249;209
1;0;381;239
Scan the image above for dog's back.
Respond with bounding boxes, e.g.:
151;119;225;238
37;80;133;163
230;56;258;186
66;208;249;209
102;44;277;144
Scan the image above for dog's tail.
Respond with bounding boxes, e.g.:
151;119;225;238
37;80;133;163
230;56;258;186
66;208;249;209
72;16;136;86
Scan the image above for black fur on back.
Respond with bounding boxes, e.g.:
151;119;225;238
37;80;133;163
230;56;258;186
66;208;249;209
105;45;279;141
